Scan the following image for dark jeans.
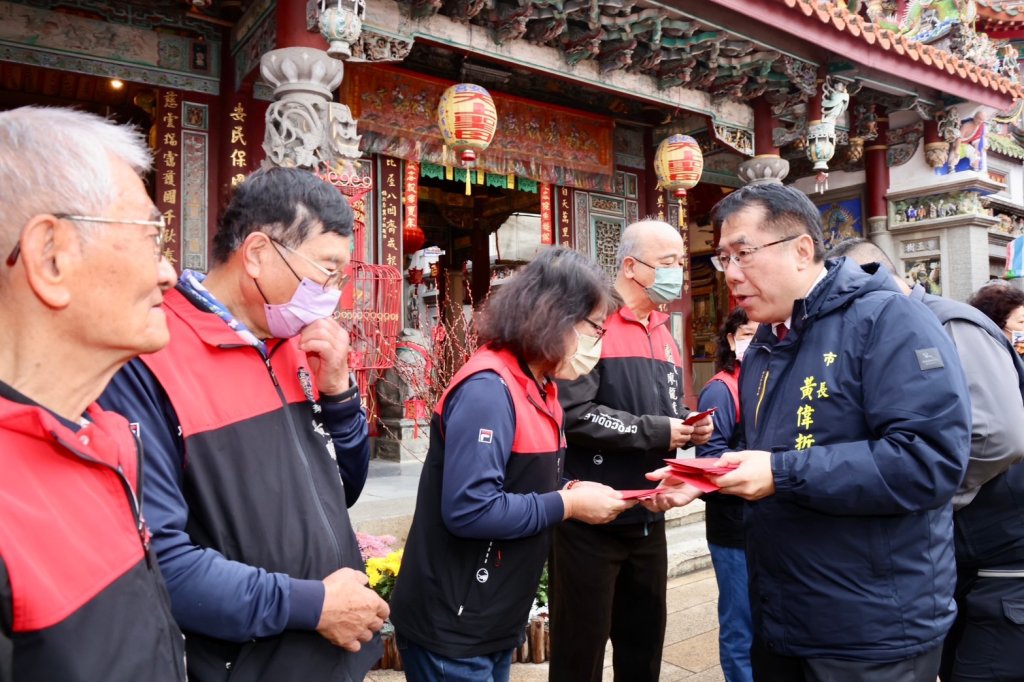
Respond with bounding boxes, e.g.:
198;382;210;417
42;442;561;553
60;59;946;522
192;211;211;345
548;519;667;682
752;638;942;682
397;633;513;682
940;574;1024;681
709;543;753;682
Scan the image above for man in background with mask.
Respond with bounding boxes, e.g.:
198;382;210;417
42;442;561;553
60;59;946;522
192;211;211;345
99;167;389;681
550;219;714;682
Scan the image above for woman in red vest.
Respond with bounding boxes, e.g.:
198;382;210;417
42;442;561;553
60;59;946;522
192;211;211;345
390;246;635;682
697;307;759;682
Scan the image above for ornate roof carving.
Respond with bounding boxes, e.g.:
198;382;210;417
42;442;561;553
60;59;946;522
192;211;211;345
395;0;819;103
976;0;1024;26
784;0;1023;99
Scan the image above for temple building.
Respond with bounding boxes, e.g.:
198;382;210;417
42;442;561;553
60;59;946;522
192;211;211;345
1;0;1020;457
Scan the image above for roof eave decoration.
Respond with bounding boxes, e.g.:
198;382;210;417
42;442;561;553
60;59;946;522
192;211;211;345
394;0;821;106
976;0;1024;26
987;131;1024;159
781;0;1024;102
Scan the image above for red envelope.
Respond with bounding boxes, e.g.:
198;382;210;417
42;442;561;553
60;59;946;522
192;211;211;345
618;488;670;500
661;458;739;492
660;472;721;493
665;458;739;476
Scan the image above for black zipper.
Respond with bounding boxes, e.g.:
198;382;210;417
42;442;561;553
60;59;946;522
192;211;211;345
751;342;774;431
53;432;151;565
642;331;664;410
133;431;189;679
458;540;494;617
526;392;566;482
261;343;343;566
53;431;187;680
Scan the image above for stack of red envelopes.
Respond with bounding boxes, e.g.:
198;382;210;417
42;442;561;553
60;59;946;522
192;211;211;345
615;459;739;499
660;458;739;493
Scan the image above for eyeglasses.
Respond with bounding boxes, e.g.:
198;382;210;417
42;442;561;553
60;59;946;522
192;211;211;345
631;256;681;271
270;238;349;291
711;235;798;272
583;318;607;339
5;212;167;267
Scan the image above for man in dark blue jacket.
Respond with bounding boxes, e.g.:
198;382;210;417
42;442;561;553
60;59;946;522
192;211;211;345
708;184;971;682
831;239;1024;682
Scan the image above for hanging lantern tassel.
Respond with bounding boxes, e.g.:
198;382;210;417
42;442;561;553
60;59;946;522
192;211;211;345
459;149;477;196
815;171;829;194
675;189;687;228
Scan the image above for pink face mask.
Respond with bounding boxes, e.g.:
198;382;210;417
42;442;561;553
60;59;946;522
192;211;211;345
263;278;341;338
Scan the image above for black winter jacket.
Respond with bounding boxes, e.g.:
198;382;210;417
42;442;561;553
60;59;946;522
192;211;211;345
738;258;970;660
558;306;691;525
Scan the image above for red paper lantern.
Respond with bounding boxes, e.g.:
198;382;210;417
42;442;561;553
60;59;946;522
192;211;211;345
403;224;426;254
654;134;704;227
437;83;498;195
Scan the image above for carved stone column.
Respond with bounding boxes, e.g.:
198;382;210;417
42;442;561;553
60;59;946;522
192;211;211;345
738;97;789;185
737;155;791;185
260;47;361;171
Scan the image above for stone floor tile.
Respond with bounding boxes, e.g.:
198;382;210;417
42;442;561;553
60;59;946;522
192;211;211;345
664;600;720;644
662;629;721;673
367;569;724;682
666;575;719;613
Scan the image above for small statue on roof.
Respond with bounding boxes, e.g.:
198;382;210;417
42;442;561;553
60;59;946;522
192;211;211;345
821;78;850;125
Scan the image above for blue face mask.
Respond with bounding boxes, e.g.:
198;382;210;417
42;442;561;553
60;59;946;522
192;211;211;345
643;265;684;304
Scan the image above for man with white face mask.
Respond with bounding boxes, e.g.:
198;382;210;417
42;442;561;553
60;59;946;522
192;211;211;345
550;219;714;682
98;168;388;681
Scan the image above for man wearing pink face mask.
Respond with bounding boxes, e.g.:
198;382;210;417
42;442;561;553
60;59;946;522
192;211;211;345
99;167;388;682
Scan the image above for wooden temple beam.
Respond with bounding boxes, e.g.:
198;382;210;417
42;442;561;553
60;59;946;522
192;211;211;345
276;0;326;50
865;115;889;223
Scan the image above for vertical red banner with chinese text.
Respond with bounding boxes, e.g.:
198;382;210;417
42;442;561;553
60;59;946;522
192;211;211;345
226;102;250;190
379;156;402;269
156;89;181;265
539;182;554;245
404;160;419;238
556;186;574;249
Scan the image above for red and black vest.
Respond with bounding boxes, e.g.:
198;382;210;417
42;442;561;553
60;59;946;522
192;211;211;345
0;395;184;681
139;288;373;680
706;367;741;422
561;306;684;525
390;346;564;659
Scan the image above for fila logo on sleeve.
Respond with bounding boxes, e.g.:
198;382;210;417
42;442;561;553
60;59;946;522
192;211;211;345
479;429;493;444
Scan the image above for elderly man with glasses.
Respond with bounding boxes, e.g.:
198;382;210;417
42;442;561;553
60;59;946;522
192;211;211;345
704;183;970;682
0;107;184;680
99;167;388;682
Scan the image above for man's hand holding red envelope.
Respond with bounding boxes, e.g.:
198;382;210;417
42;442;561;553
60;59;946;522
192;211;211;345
636;449;777;508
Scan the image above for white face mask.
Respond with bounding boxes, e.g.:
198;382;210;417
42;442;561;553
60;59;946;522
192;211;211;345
734;337;751;362
556;330;603;381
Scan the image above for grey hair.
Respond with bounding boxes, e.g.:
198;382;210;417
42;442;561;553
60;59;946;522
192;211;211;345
614;218;674;271
827;237;899;275
0;107;153;256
